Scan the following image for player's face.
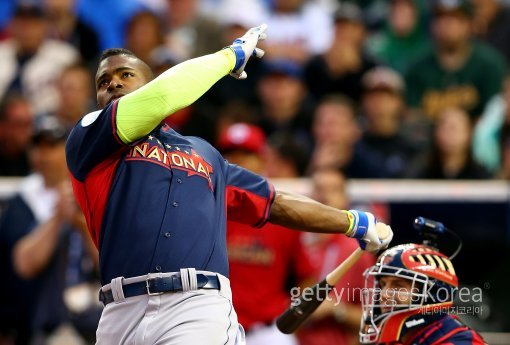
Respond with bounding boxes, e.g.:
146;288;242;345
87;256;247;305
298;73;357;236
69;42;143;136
95;55;149;108
378;276;415;313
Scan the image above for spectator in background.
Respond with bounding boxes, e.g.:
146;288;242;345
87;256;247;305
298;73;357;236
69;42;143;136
0;2;79;115
76;0;146;49
125;10;167;70
53;64;95;130
215;101;260;148
5;117;101;344
164;0;223;60
473;71;510;174
304;2;377;104
218;123;314;345
264;132;310;178
264;0;333;64
218;123;267;175
308;94;381;178
0;94;33;177
359;67;424;178
203;0;268;109
472;0;510;63
43;0;100;65
367;0;431;75
405;0;506;121
256;59;314;148
297;168;375;345
408;107;492;179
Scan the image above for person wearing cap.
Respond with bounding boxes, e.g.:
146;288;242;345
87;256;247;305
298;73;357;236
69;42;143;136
218;123;314;345
304;1;377;104
358;66;423;178
257;59;314;152
0;116;101;344
405;0;507;121
0;2;79;115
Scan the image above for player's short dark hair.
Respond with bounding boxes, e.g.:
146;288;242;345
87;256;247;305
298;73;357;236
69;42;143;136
100;48;138;62
99;48;155;80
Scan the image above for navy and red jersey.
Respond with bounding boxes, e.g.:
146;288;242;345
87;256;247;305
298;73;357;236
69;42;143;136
66;101;275;285
402;315;486;345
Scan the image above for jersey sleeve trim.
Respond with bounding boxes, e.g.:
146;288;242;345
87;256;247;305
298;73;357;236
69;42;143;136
253;182;275;229
110;100;124;146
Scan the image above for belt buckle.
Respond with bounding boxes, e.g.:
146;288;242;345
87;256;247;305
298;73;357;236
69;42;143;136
146;277;164;296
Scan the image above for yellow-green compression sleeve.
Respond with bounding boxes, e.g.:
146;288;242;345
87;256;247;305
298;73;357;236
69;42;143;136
116;49;236;144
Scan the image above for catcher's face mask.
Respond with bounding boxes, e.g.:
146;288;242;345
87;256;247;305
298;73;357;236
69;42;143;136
360;264;429;344
359;244;459;344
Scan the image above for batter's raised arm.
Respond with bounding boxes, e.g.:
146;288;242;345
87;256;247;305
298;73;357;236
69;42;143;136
115;24;268;144
269;190;393;253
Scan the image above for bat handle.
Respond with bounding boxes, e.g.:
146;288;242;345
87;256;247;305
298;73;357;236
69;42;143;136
325;248;365;286
276;279;333;334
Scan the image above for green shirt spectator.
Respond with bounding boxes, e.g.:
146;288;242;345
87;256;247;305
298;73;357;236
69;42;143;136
406;41;506;121
405;0;506;121
367;0;431;75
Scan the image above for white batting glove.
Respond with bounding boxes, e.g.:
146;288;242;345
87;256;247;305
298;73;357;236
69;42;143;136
228;23;267;79
345;210;393;253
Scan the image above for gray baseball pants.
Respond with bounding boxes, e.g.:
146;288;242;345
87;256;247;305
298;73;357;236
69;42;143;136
95;269;244;345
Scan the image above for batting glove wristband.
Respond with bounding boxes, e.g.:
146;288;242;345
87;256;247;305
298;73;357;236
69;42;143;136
345;210;392;253
228;23;267;79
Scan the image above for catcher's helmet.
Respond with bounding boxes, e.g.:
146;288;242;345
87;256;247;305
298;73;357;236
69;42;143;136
360;244;459;344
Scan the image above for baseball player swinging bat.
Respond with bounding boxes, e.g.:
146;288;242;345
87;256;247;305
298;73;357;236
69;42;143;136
276;223;392;334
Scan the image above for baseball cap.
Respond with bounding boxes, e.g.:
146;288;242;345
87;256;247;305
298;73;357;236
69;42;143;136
217;123;266;154
432;0;472;17
32;116;67;145
362;67;405;94
333;2;363;23
261;59;303;80
14;1;44;18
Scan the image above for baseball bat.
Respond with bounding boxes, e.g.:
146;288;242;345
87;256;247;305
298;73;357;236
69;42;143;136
276;223;391;334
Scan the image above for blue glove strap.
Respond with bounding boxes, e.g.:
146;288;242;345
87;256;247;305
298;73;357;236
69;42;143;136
357;239;367;250
349;210;369;239
230;43;245;71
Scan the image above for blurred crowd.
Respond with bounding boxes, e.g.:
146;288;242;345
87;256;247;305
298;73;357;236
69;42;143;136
1;0;510;344
1;0;510;181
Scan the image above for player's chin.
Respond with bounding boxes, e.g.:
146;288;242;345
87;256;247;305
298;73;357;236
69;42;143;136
104;95;123;107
